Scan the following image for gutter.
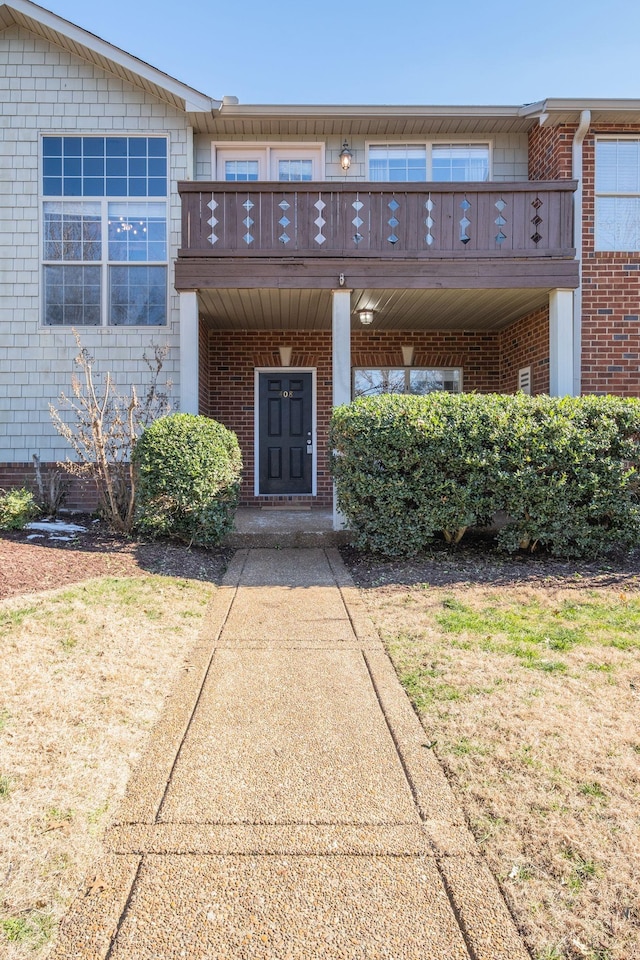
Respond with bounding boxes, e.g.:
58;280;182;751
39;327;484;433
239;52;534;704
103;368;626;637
572;110;591;396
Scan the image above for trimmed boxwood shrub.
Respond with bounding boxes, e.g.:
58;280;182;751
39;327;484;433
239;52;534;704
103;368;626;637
134;413;242;546
329;393;640;558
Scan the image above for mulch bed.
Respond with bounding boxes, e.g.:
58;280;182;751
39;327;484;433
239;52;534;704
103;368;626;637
341;537;640;591
0;515;231;600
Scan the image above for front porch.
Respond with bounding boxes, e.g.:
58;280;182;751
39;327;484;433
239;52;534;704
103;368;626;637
174;179;579;523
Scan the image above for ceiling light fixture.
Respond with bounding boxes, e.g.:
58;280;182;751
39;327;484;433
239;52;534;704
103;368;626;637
357;309;375;325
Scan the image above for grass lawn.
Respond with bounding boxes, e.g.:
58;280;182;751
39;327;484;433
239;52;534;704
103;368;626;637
361;578;640;960
0;574;215;958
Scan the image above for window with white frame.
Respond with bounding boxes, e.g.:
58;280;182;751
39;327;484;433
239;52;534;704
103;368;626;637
353;367;462;397
368;143;490;182
596;138;640;251
214;144;323;181
42;136;168;326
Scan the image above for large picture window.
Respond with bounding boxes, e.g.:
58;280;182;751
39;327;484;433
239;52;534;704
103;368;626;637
353;367;462;397
596;138;640;251
368;143;490;182
42;136;168;326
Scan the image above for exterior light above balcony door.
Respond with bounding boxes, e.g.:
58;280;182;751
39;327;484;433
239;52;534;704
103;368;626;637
357;309;375;325
339;140;353;172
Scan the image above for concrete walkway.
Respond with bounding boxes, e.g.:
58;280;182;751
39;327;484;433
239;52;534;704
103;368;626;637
51;549;529;960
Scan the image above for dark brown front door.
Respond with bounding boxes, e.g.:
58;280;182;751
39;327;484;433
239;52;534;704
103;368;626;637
258;372;313;495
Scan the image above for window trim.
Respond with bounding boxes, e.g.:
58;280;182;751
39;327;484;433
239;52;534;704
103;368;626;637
352;366;463;398
39;134;170;328
212;142;325;181
365;139;493;182
594;134;640;252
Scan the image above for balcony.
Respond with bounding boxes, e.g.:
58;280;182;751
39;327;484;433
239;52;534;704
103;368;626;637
178;180;576;261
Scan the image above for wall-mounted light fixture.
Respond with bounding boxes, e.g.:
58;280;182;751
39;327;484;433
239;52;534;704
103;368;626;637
401;345;415;366
278;346;293;366
357;309;375;326
339;140;353;172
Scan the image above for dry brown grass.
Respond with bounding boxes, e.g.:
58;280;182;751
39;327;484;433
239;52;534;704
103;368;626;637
362;581;640;960
0;574;215;958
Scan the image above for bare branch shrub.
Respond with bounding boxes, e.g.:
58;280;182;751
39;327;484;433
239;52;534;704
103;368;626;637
49;330;172;533
32;453;69;517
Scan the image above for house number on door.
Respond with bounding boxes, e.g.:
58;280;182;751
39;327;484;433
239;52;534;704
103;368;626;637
280;390;294;398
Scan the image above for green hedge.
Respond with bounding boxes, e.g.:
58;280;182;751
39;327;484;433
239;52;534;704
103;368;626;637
329;393;640;557
133;413;242;546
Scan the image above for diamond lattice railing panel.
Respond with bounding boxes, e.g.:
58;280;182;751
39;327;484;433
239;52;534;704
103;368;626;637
314;197;326;245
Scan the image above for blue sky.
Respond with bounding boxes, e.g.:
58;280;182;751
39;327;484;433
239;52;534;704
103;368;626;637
41;0;640;105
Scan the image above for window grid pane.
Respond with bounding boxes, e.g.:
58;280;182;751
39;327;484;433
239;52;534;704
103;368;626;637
107;203;167;262
43;202;101;261
42;136;167;197
368;145;427;182
224;160;259;181
278;159;313;181
432;145;489;183
44;265;101;326
109;265;167;326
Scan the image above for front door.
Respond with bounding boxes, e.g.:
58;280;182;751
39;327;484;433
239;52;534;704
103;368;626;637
258;372;313;495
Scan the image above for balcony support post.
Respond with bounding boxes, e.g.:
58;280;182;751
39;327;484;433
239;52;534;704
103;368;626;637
332;288;352;530
549;288;575;397
179;290;199;414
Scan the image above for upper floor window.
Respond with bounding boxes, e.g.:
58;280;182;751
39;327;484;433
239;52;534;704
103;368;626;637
596;138;640;251
42;136;168;326
43;136;167;197
368;143;490;182
213;144;323;181
368;145;427;182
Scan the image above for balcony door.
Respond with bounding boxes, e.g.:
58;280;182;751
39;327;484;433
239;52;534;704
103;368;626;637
213;144;324;182
256;370;315;496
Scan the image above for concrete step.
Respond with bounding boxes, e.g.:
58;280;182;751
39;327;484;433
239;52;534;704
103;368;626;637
224;508;349;549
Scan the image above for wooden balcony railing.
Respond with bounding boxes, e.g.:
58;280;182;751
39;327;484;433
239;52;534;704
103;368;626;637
178;180;576;260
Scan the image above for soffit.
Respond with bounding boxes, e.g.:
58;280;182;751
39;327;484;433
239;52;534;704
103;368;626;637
198;287;549;332
195;105;536;137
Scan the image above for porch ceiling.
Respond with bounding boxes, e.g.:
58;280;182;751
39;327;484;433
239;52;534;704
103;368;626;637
198;287;550;332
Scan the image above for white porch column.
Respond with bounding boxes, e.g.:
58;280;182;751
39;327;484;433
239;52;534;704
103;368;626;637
549;288;575;397
332;289;352;530
179;290;199;414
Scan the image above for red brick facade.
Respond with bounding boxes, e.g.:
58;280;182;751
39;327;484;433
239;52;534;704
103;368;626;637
0;463;97;513
530;120;640;396
499;306;550;395
528;124;574;181
200;328;508;507
581;124;640;396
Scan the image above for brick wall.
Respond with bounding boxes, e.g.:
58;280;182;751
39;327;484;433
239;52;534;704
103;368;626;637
203;328;503;506
528;123;574;180
529;120;640;396
499;306;550;394
0;25;188;465
581;125;640;396
0;462;98;512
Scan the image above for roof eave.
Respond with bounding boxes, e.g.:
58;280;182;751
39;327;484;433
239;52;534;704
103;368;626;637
0;0;220;114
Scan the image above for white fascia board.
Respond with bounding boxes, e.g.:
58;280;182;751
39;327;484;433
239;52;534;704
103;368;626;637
0;0;220;113
522;98;640;124
218;103;524;119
